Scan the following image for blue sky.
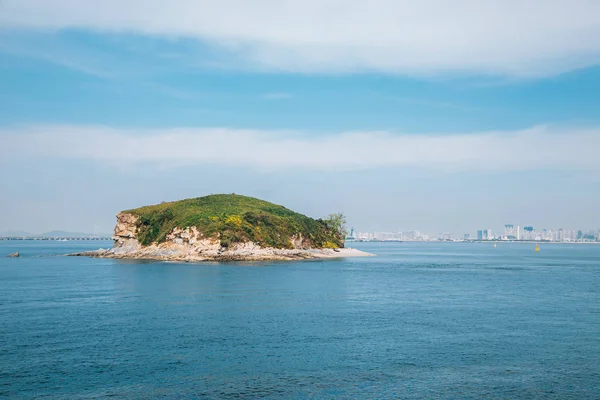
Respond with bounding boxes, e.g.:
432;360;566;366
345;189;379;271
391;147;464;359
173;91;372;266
1;1;599;235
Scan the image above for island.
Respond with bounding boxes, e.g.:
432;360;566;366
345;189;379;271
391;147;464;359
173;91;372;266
73;194;373;262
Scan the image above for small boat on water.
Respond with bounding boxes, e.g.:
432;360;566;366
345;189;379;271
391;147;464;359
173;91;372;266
493;242;497;248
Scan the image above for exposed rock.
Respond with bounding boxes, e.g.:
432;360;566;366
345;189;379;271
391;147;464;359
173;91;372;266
290;233;307;249
113;212;139;243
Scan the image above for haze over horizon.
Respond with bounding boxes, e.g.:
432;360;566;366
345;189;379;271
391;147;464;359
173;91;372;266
1;1;599;235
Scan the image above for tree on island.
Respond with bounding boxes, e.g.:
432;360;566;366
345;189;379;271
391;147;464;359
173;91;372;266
325;213;348;238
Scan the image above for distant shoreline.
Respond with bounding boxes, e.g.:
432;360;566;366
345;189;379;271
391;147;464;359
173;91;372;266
2;237;598;245
0;237;111;241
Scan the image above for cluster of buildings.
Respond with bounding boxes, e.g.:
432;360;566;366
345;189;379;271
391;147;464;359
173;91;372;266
476;225;599;242
346;225;600;243
346;228;430;242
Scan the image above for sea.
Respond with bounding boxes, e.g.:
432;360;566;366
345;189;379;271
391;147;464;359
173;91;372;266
1;240;599;399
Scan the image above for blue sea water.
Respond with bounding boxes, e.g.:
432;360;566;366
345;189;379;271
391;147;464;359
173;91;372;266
1;241;599;399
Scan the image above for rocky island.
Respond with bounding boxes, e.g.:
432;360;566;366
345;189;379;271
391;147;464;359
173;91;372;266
73;194;373;262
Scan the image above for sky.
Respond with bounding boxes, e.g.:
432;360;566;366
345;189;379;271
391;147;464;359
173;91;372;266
1;0;600;236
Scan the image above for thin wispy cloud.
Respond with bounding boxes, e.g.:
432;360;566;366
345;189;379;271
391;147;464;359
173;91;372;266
145;82;204;101
2;125;599;172
260;92;293;100
1;1;600;77
0;32;113;78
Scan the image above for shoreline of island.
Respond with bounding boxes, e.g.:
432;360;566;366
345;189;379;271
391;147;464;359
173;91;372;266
70;246;374;262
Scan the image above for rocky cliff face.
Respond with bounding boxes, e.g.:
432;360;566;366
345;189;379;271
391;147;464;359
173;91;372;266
110;212;314;260
113;213;139;247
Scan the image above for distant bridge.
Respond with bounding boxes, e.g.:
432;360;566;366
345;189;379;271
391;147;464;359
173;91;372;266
0;236;112;241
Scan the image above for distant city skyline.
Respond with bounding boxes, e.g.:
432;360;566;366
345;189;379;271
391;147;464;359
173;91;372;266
4;222;600;243
349;225;600;243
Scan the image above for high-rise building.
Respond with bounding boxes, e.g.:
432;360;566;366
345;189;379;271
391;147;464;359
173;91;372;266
523;226;534;241
477;230;483;240
504;224;516;239
346;227;355;240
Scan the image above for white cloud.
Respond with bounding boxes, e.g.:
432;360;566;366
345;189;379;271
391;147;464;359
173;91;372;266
1;1;600;77
2;124;599;172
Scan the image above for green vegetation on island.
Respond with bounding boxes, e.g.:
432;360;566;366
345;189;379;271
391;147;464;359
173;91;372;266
124;194;346;249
